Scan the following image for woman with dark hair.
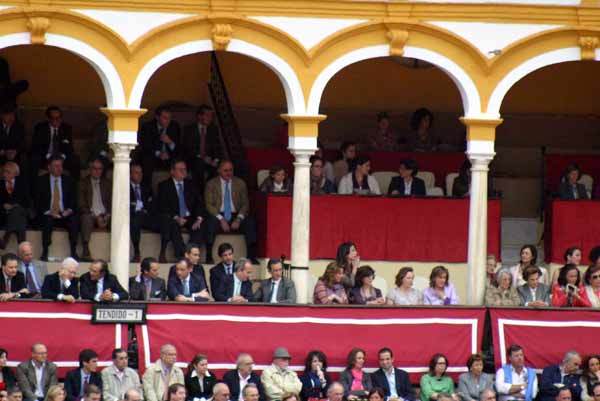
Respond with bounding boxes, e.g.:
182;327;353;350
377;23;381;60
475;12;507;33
386;267;422;305
422;266;459;305
0;349;15;392
559;163;588;200
420;354;456;401
551;247;582;285
336;242;360;291
339;349;372;400
367;388;386;401
388;159;426;196
333;141;357;185
300;351;331;401
338;155;381;195
350;266;384;305
260;164;293;194
184;353;217;401
453;159;471;198
580;265;600;308
368;112;397;152
313;262;348;304
315;140;335;183
408;108;438;153
581;355;600;401
484;269;521;307
551;264;590;307
509;245;549;289
309;156;335;195
457;354;494;401
589;246;600;269
517;266;551;307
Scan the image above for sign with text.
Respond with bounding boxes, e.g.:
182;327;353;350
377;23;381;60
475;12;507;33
92;303;146;324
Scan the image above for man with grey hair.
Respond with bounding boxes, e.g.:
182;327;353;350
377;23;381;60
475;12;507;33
223;354;264;401
327;383;344;401
539;351;582;401
214;258;253;302
142;344;184;401
242;384;259;401
17;241;48;297
480;389;496;401
41;257;79;302
261;348;301;401
211;384;230;401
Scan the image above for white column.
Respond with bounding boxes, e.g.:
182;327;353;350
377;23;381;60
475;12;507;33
466;152;494;305
289;149;315;303
109;143;136;290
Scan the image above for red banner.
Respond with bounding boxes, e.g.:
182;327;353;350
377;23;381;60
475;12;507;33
490;308;600;371
0;301;128;378
136;304;486;382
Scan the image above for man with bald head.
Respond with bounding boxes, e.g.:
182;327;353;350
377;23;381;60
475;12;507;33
223;353;265;401
327;383;344;401
18;241;48;297
204;160;258;264
211;384;230;401
41;257;79;302
143;345;184;401
16;343;58;401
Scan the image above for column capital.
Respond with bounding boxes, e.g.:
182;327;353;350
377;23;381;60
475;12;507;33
109;143;136;162
460;117;503;142
280;114;327;137
101;108;147;133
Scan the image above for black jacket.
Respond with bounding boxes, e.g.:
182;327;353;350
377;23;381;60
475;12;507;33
184;370;217;401
371;368;415;401
34;174;76;215
41;272;79;300
79;272;129;301
167;273;209;302
0;120;26;154
31;122;75;160
130;181;154;215
157;178;204;220
387;176;426;196
299;372;332;401
64;368;103;401
0;176;29;209
209;262;234;296
137;119;180;158
128;276;166;301
0;270;27;294
213;275;253;302
181;123;222;163
222;370;265;401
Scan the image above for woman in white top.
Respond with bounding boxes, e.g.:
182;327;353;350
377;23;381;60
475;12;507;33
386;266;422;305
509;244;548;289
338;155;381;195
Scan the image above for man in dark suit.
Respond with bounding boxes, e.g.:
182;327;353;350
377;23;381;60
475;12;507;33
129;257;166;301
539;352;582;401
157;159;207;263
64;349;103;401
18;241;48;298
254;259;296;303
135;106;180;190
79;259;128;302
30;106;81;187
0;162;29;247
167;258;210;302
517;266;551;307
79;158;112;261
209;243;235;293
129;162;157;263
559;164;588;200
0;107;26;168
0;252;29;301
204;160;258;263
371;348;416;401
182;105;222;191
214;258;253;302
16;343;58;401
34;156;79;261
387;159;426;196
41;257;79;302
167;243;208;289
223;353;265;401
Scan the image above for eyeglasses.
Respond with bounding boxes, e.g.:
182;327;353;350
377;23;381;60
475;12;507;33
592;274;600;279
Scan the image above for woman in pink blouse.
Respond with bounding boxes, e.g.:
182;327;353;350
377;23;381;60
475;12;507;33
313;262;349;304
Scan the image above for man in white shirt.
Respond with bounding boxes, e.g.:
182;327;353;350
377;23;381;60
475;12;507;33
495;345;538;401
79;158;112;261
253;259;296;303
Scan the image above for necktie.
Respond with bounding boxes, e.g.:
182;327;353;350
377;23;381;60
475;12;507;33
25;265;37;292
223;181;232;221
3;124;8;136
160;127;167;153
81;374;89;396
183;279;190;297
6;181;13;195
49;127;57;155
234;280;241;297
6;277;11;293
135;185;141;202
269;281;276;303
226;264;232;275
177;182;188;217
51;178;61;215
145;279;151;299
199;126;207;157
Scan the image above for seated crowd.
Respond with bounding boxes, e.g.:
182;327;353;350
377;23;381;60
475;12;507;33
1;343;599;401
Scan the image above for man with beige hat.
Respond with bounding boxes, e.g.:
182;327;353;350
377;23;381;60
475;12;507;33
261;348;302;401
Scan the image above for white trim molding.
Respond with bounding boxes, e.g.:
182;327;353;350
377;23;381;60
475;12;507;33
307;44;482;118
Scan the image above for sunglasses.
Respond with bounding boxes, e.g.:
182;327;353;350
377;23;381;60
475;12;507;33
592;274;600;280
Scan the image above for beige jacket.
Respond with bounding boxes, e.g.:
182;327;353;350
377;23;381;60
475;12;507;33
101;365;142;401
261;364;302;401
142;360;184;401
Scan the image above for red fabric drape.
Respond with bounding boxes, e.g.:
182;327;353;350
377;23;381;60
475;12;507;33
544;200;600;263
256;195;501;262
545;154;600;194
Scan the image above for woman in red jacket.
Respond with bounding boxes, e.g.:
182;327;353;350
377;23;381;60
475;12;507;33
551;263;590;307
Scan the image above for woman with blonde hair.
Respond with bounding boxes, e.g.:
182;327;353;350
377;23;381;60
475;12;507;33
44;385;66;401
